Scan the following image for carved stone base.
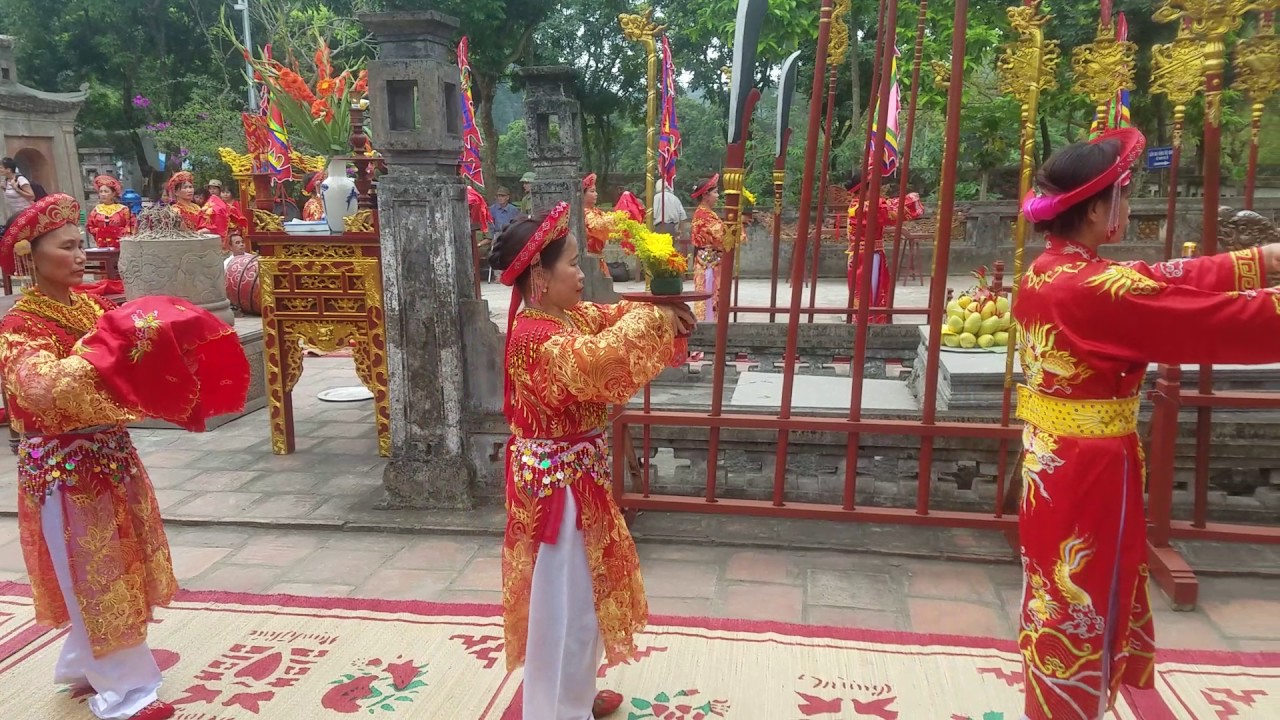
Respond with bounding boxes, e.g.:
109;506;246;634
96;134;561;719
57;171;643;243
379;453;477;510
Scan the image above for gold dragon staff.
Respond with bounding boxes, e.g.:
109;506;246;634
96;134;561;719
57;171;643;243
620;7;665;228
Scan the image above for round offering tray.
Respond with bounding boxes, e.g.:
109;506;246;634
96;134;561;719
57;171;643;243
619;291;713;305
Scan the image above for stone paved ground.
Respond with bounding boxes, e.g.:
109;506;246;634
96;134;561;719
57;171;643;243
0;278;1278;654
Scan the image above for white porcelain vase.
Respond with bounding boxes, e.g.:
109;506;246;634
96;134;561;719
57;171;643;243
320;158;357;233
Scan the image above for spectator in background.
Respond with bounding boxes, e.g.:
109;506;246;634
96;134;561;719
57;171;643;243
489;187;521;233
654;179;689;253
1;157;34;215
518;172;536;215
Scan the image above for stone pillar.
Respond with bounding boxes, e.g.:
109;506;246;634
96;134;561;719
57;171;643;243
362;10;504;509
518;65;617;302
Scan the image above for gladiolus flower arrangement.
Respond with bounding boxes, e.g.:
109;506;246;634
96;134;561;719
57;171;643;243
237;34;368;155
615;217;687;279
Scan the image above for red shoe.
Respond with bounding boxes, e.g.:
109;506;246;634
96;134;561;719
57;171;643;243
130;701;175;720
593;689;624;718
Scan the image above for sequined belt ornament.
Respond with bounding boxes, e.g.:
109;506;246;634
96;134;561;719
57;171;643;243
1016;385;1139;439
695;248;723;267
19;427;138;499
510;433;611;499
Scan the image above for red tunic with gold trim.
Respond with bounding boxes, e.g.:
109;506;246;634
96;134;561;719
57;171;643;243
501;301;686;671
85;203;134;250
0;291;176;659
1014;238;1280;719
302;197;325;222
847;194;922;323
170;200;203;231
691;206;726;322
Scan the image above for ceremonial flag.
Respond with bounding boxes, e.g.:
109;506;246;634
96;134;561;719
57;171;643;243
457;37;485;189
867;46;901;176
658;35;681;186
258;45;292;182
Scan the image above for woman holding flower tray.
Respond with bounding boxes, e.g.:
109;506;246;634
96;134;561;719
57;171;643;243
491;203;693;718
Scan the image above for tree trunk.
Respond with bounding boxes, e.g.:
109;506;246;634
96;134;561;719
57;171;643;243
474;73;501;199
979;170;989;201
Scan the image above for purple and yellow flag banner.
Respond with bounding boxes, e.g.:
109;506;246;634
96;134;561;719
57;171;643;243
659;35;682;186
457;37;485;190
867;46;901;176
259;45;293;182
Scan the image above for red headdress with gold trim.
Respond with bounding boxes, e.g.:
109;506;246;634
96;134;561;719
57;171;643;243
0;193;80;276
165;171;195;200
581;173;597;191
93;174;123;197
1022;127;1144;238
692;173;719;200
304;172;322;196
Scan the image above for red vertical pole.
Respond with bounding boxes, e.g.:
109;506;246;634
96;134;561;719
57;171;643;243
772;0;835;506
848;3;889;323
845;0;900;510
886;0;929;322
915;0;969;514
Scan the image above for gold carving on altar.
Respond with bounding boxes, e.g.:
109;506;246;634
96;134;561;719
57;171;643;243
256;239;390;457
282;298;316;312
219;148;253;178
287;321;364;353
327;298;362;314
282;244;358;259
828;0;851;66
290;152;327;175
344;210;375;234
253;210;285;233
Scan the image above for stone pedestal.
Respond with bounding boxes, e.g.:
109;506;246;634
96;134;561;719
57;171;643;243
362;10;503;509
518;65;617;303
118;214;233;325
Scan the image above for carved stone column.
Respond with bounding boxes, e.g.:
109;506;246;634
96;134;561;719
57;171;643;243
120;207;233;325
362;10;504;509
518;65;617;302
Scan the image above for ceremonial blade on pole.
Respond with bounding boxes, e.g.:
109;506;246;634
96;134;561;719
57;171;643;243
728;0;770;145
776;50;803;158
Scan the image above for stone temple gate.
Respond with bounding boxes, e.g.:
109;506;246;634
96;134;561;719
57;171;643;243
0;36;85;208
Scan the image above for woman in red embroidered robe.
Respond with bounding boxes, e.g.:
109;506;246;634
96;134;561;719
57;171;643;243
1014;128;1280;720
581;173;618;278
690;175;726;322
845;172;923;324
86;175;134;250
164;172;202;231
0;194;249;720
302;172;325;221
492;203;693;719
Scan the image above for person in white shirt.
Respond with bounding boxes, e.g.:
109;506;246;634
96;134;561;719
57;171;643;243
654;179;688;254
2;158;34;215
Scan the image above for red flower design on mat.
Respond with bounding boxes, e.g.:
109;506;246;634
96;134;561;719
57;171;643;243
323;675;378;713
1202;688;1268;716
628;689;729;720
322;656;429;714
173;635;333;714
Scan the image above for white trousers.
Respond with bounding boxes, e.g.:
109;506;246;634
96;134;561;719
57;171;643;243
42;488;162;720
523;491;605;720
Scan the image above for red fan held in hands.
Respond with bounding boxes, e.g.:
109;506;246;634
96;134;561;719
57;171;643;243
74;296;251;431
